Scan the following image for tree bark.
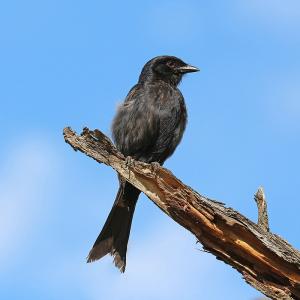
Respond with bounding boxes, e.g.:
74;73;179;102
63;127;300;300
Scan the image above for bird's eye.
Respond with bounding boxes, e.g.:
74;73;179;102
166;61;176;68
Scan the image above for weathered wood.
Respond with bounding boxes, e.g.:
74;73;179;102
254;187;270;232
63;127;300;300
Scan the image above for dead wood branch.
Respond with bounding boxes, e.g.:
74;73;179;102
255;187;270;232
63;127;300;300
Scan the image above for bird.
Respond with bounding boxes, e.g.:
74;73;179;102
87;55;199;272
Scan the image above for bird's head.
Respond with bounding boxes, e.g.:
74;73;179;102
138;56;199;86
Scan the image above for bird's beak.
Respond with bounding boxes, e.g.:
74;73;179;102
177;65;200;73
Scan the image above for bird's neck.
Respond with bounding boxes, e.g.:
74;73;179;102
138;72;182;87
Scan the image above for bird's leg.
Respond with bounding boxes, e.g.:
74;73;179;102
125;155;134;167
124;156;134;179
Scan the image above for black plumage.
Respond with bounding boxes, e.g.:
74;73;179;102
87;55;199;272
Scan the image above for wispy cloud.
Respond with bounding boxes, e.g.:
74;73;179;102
236;0;300;34
41;222;219;300
109;226;208;299
0;137;58;269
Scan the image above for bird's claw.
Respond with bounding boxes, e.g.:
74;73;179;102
125;156;134;179
150;162;161;174
125;156;135;167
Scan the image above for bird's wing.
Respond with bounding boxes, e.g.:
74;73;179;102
149;88;186;162
112;84;161;160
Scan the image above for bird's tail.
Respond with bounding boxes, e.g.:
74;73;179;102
87;182;140;272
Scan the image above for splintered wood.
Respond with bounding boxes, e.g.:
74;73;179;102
64;127;300;300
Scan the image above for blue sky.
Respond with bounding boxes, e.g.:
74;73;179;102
1;1;300;299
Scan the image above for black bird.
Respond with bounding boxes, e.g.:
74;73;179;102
87;56;199;272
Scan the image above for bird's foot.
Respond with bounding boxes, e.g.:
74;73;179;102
124;156;134;179
125;156;134;167
150;161;161;175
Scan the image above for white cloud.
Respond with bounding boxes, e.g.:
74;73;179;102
108;226;208;299
0;137;57;268
236;0;300;32
42;221;223;300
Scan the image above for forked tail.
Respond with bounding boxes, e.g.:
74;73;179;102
87;182;140;272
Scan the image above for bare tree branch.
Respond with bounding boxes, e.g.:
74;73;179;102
63;127;300;300
254;186;270;232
